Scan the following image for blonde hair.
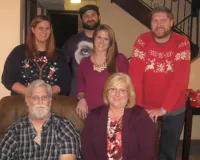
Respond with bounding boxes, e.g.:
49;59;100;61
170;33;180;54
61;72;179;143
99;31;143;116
103;72;136;108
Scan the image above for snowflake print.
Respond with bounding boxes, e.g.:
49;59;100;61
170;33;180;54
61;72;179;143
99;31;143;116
178;40;189;48
166;60;173;73
137;38;145;47
175;51;190;61
156;63;165;73
132;48;145;60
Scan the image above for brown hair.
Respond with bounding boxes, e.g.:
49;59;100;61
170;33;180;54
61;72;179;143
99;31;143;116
25;15;55;61
93;24;117;73
103;72;136;108
151;6;174;20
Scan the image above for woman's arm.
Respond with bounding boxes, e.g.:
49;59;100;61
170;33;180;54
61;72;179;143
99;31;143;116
51;85;61;95
81;112;96;160
55;50;71;95
134;109;156;160
2;45;25;94
12;82;27;95
76;60;88;119
76;92;88;119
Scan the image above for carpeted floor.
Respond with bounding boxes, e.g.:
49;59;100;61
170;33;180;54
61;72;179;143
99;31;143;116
176;140;200;160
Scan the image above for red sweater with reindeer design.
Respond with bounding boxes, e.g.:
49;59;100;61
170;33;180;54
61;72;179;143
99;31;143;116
129;32;190;113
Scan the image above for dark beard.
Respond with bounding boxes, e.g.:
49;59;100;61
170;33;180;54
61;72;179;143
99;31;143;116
82;19;100;30
152;28;171;39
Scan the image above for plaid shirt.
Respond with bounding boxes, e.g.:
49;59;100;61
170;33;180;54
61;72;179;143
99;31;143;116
0;113;81;160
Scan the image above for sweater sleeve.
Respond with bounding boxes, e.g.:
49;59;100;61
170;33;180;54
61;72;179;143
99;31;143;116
129;38;146;107
62;35;75;63
77;59;86;94
117;53;129;73
1;45;24;91
81;112;96;160
162;39;191;112
133;109;156;160
56;50;71;95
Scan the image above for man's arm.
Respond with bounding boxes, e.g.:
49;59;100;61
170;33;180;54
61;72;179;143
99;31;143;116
129;37;146;107
162;38;191;112
60;154;76;160
58;120;81;159
0;129;18;160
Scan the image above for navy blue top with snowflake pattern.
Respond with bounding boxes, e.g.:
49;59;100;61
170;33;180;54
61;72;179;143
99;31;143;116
2;44;71;95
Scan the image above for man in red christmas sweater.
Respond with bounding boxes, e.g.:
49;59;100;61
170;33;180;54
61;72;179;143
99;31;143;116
129;6;190;160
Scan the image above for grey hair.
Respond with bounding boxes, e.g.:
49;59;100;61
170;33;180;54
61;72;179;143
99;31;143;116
25;80;52;97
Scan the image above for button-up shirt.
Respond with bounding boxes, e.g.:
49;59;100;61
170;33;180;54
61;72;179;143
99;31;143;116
0;113;81;160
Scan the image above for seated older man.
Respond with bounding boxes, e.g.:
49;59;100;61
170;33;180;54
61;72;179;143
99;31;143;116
0;80;81;160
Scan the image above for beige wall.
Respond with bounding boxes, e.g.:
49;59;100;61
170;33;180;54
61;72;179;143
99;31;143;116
99;0;149;58
0;0;199;139
0;0;21;98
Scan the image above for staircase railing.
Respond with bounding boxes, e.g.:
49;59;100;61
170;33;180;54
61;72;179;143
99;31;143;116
139;0;199;50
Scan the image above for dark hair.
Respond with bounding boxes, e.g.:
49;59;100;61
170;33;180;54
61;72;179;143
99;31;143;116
151;6;174;20
25;15;55;61
79;5;100;19
93;24;117;74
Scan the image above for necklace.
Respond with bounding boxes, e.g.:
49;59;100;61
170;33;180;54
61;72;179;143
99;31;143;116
92;55;107;72
107;109;124;138
93;62;107;72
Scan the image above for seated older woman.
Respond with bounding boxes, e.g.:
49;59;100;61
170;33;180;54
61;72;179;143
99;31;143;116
81;72;156;160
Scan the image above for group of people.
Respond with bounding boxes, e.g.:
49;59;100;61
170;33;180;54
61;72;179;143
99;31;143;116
0;4;190;160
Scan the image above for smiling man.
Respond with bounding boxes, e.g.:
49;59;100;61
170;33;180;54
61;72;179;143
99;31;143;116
62;5;101;96
129;6;190;160
0;80;81;160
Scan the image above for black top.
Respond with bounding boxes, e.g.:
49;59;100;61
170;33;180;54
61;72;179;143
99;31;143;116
2;44;71;95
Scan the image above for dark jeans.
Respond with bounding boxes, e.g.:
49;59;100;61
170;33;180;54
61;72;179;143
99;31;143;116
159;111;185;160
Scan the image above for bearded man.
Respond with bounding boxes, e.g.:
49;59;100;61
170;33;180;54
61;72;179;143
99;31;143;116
0;80;81;160
129;6;190;160
62;5;101;96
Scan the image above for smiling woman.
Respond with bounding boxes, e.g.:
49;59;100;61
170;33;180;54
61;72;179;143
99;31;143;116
76;24;129;119
81;73;156;160
1;15;71;96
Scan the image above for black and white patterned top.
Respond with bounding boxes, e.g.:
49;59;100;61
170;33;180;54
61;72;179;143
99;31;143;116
0;113;81;160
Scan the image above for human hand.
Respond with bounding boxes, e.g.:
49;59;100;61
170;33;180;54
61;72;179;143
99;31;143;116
76;98;88;119
146;108;164;122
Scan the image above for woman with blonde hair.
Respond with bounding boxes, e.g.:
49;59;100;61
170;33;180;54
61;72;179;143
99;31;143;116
76;24;129;119
81;72;156;160
2;15;71;95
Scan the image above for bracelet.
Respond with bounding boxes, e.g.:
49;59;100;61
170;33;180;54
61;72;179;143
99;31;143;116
77;95;85;100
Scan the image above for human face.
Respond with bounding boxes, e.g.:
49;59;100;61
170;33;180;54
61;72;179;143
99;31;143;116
107;82;129;110
151;12;173;43
32;20;51;44
26;86;51;120
94;30;110;53
82;10;100;30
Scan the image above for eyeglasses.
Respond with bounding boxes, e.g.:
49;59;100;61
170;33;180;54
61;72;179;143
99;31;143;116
29;95;50;102
109;88;128;95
